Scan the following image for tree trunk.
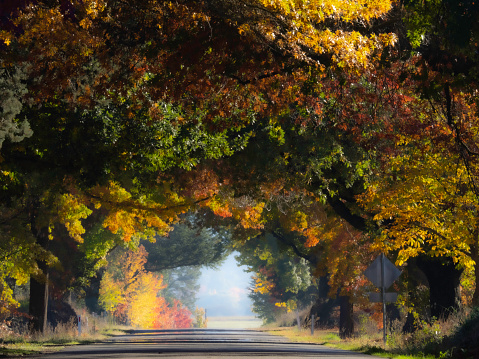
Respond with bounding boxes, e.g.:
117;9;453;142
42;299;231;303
29;271;49;332
339;295;354;338
308;276;337;328
471;244;479;307
28;199;50;332
416;256;462;319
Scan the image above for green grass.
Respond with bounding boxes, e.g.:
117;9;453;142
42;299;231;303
0;342;65;357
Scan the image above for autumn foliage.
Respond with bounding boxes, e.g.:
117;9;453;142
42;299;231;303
99;246;192;329
2;0;479;342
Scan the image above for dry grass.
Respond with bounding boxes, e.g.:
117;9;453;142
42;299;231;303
265;313;469;359
266;326;440;358
0;312;131;357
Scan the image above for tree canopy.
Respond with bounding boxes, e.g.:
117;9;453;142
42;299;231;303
2;0;479;333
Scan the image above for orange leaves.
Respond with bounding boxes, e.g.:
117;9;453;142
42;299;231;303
179;166;223;200
153;300;193;329
11;4;107;103
99;245;192;329
3;0;398;126
207;198;233;218
322;225;373;297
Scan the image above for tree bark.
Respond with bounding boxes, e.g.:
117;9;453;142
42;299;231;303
29;271;49;332
28;199;50;332
308;276;337;328
471;244;479;307
339;295;354;338
416;255;462;319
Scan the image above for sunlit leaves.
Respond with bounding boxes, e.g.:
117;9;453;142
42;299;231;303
358;133;478;271
99;245;192;329
89;181;187;242
55;193;92;243
239;0;396;69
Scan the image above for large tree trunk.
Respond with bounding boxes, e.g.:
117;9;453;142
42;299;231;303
28;200;50;332
416;256;462;319
339;295;354;338
29;270;49;332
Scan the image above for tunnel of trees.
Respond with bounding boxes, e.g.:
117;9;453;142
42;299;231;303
1;0;479;337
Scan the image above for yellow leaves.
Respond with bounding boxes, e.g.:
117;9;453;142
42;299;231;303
253;274;274;294
55;193;92;243
99;272;123;313
0;31;12;46
87;181;186;242
46;179;185;245
238;24;250;36
233;202;266;229
288;210;308;232
359;131;479;271
99;246;168;328
248;0;395;70
83;0;106;20
275;299;297;312
128;272;165;328
259;0;393;21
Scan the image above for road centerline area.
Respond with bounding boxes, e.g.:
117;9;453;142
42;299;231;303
33;329;379;358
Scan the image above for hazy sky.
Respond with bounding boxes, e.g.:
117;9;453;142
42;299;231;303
196;252;255;317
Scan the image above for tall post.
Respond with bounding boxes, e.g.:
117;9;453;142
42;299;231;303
381;254;387;344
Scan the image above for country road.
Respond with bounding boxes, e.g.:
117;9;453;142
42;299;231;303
34;329;382;358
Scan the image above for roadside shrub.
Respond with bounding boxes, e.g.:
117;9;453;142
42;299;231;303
446;307;479;358
385;308;468;357
356;312;381;337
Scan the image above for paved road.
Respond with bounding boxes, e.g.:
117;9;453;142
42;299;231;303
36;329;379;358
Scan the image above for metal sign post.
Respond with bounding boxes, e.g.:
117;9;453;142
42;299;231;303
381;254;386;344
364;253;401;344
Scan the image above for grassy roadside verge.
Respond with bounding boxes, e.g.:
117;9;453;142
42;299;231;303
264;327;438;359
0;326;131;357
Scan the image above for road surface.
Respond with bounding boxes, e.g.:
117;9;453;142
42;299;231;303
36;329;380;358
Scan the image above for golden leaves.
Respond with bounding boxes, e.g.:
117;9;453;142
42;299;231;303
358;132;479;271
0;31;12;46
253;274;275;294
99;246;192;329
89;181;184;242
55;193;92;243
233;202;266;229
247;0;396;70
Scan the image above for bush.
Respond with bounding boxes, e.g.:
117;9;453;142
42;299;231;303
385;308;468;358
447;307;479;358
